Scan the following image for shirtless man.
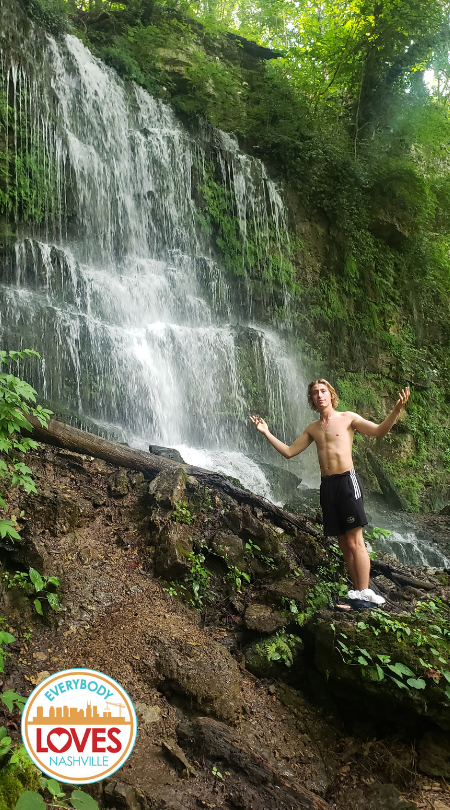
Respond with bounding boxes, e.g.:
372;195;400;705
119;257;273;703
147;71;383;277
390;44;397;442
250;379;410;607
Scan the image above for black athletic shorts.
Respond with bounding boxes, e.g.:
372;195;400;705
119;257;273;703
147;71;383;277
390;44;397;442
320;468;368;537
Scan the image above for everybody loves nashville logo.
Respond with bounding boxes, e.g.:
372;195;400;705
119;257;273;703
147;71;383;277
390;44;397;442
22;669;137;784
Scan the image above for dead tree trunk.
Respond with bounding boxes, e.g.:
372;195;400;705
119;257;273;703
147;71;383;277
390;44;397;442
24;415;320;535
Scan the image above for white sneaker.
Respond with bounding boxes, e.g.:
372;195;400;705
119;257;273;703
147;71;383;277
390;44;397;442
347;590;361;600
360;588;385;605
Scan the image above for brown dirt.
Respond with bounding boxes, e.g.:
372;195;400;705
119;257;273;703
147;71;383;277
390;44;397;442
0;445;449;810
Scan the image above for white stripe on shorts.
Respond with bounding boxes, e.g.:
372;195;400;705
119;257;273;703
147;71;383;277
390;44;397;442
350;468;361;499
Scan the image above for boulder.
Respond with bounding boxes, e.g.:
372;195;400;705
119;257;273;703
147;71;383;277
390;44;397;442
211;531;247;569
306;615;450;731
263;577;312;610
149;445;186;464
144;633;243;723
148;467;186;509
244;603;287;633
291;532;330;571
109;470;129;497
153;523;193;579
244;632;304;680
253;459;302;502
104;781;142;810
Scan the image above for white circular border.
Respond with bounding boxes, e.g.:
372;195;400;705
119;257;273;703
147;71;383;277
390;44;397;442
21;668;138;784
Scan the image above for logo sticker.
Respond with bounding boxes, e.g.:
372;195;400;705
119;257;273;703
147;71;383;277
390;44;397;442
346;516;355;523
21;668;137;784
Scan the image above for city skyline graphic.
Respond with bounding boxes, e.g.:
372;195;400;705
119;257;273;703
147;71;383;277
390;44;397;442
30;702;131;725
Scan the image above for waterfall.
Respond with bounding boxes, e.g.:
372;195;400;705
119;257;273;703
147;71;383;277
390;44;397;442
0;28;317;498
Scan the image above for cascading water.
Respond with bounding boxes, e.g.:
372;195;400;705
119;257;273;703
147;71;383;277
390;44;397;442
1;14;447;568
0;26;316;500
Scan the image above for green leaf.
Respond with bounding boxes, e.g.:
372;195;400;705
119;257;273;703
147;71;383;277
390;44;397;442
0;727;7;740
29;568;44;592
0;631;16;645
375;663;384;681
392;662;415;678
442;671;450;684
46;592;60;611
1;690;22;712
33;599;43;616
387;663;407;678
388;676;408;690
46;780;61;798
0;521;21;541
15;792;46;810
357;656;368;666
445;686;450;701
407;678;426;689
47;576;60;587
356;648;372;659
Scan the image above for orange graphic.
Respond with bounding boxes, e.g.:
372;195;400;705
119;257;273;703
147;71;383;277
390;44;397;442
30;701;131;725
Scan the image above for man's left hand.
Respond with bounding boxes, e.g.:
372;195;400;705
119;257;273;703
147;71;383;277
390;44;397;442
396;386;410;409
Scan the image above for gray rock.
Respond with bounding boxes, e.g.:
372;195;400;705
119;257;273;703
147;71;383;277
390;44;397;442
148;467;186;509
366;783;417;809
211;531;246;568
149;445;186;464
104;782;142;810
253;459;302;502
153;523;193;579
223;508;243;534
244;603;287;633
145;632;244;723
367;451;409;511
418;730;450;777
110;471;129;497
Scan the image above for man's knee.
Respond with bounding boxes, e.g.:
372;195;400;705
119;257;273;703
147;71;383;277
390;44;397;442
343;527;365;552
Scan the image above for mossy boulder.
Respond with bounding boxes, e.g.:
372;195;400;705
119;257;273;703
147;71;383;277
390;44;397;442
153;523;193;579
211;531;247;570
244;631;304;680
306;614;450;731
148;467;187;509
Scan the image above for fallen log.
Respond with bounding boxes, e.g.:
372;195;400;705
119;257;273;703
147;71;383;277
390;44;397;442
24;414;320;536
371;559;435;590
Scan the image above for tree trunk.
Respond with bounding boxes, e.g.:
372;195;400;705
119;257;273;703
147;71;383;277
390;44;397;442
24;415;320;535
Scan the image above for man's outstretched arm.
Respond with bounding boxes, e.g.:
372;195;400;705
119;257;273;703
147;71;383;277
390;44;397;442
249;416;314;458
351;387;410;438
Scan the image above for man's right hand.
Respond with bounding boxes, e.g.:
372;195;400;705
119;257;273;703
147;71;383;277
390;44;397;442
249;415;269;435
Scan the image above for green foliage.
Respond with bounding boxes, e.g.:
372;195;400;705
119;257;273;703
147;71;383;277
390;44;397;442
0;351;51;543
19;0;69;35
254;629;301;668
172;501;193;525
2;568;60;615
100;48;146;85
164;546;211;607
225;564;250;593
332;598;450;701
0;627;16;675
15;785;100;810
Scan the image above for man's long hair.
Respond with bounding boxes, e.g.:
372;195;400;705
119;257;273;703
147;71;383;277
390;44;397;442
307;379;339;411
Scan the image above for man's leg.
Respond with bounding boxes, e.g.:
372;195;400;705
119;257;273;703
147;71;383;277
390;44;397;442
337;526;370;591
